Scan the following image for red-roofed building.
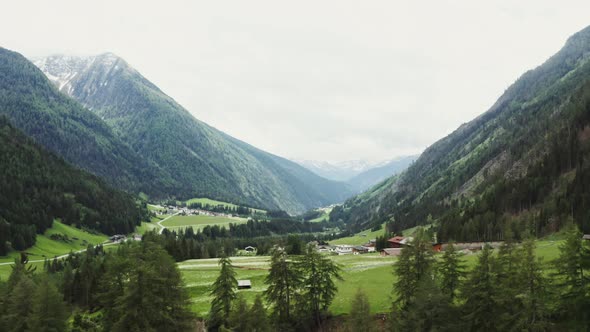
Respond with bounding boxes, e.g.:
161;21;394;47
387;236;406;248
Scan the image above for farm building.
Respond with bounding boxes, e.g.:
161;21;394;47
335;245;353;255
244;246;256;252
583;234;590;241
381;248;403;256
441;242;503;251
387;236;413;248
352;246;370;254
238;280;251;289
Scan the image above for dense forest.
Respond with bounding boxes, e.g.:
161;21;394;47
332;25;590;241
0;116;147;255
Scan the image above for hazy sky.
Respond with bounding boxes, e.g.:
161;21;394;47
2;1;590;162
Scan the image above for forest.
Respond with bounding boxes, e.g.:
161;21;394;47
0;116;148;255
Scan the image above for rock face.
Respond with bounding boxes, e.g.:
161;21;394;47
33;53;352;214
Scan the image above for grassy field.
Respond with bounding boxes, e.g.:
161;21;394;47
0;221;109;279
308;207;332;223
185;198;266;214
329;223;386;245
179;239;564;317
161;214;248;231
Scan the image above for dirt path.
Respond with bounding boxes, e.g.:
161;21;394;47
158;211;181;234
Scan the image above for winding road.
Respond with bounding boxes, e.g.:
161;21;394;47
158;211;181;234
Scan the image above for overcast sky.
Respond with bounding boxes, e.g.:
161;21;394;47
2;1;590;163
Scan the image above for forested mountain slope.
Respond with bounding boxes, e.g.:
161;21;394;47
0;48;176;198
34;53;352;214
331;25;590;240
0;116;146;255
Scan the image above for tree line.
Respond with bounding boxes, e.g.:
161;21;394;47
386;226;590;331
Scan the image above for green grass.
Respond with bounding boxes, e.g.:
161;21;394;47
179;239;565;317
308;207;332;223
161;214;248;231
0;221;109;279
185;198;266;214
329;223;386;245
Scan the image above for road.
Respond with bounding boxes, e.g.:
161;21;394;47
0;212;179;267
158;211;181;234
0;241;120;266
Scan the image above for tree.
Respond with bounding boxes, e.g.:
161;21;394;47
513;238;550;331
249;295;271;332
30;276;68;332
348;288;373;332
553;224;590;328
296;244;342;327
264;247;300;328
100;240;194;332
228;294;250;332
437;242;465;300
393;228;434;309
461;245;499;332
209;254;237;331
2;276;36;332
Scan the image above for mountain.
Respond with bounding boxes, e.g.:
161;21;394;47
331;25;590;240
0;115;146;255
0;48;177;198
33;53;352;214
346;155;418;192
296;159;394;182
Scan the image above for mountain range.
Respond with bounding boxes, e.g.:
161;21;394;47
296;156;418;193
0;49;354;214
331;25;590;239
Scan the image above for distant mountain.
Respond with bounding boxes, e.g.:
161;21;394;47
33;53;352;214
347;155;418;192
0;48;175;198
295;159;393;181
331;25;590;239
0;115;145;255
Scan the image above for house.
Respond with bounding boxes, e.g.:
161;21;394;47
387;236;413;248
316;244;334;253
109;234;126;242
244;246;256;252
381;248;403;256
352;246;369;255
238;280;251;289
583;234;590;241
335;245;353;255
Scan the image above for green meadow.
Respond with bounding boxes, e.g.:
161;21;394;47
179;239;563;317
185;197;266;214
161;214;248;231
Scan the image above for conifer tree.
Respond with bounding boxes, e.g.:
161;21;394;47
249;295;271;332
264;247;300;327
348;288;373;332
209;253;237;331
3;276;36;332
228;294;250;332
461;245;499;331
30;276;68;332
437;242;465;300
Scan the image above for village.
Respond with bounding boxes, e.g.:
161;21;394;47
154;205;241;220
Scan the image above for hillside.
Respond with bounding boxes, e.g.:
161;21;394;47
33;53;352;214
0;48;176;198
332;25;590;240
0;116;146;255
346;155;418;193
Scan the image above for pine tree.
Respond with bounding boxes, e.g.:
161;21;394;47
348;288;373;332
437;242;465;300
296;244;342;327
30;276;68;332
264;247;301;327
554;224;590;328
249;295;271;332
393;228;434;309
228;294;250;332
461;245;499;332
209;254;237;331
3;276;36;332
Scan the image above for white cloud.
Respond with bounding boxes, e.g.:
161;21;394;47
2;0;590;162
